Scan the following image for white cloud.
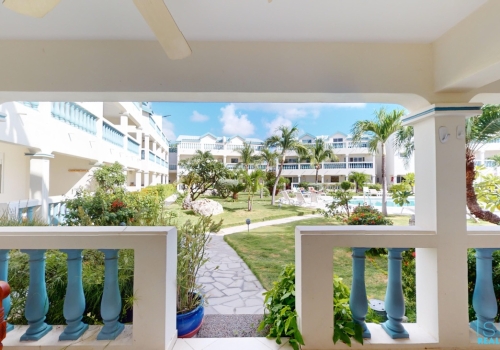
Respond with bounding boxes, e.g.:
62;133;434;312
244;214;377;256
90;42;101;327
190;111;209;122
219;104;255;136
264;116;293;136
162;119;176;141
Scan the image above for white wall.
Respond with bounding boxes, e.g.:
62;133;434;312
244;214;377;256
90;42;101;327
0;143;29;202
50;155;94;196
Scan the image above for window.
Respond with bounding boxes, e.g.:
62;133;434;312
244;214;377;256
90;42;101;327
303;139;312;144
349;157;365;162
330;176;340;183
285;158;298;163
231;158;238;163
397;175;405;183
333;138;343;143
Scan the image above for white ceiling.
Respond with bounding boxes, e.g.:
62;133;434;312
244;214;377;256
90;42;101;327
0;0;487;42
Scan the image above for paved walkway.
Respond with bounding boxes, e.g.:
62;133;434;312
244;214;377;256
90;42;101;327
197;236;266;315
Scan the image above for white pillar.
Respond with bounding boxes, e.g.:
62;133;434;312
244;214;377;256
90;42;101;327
26;152;53;220
135;171;142;191
120;115;128;150
143;172;149;187
404;103;482;346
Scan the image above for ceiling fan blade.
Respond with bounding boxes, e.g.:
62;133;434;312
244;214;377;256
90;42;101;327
133;0;191;60
2;0;61;18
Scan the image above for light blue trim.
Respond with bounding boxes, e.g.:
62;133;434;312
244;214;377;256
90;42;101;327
403;106;482;123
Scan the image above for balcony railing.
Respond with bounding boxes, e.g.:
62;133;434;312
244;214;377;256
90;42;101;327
102;122;124;148
324;162;347;169
295;224;500;349
348;162;373;169
149;151;155;162
127;138;140;155
326;142;345;149
178;142;202;150
227;145;244;151
148;115;168;145
226;164;238;169
476;160;497;168
204;144;224;151
0;226;176;350
279;164;299;170
51;102;98;135
19;101;39;110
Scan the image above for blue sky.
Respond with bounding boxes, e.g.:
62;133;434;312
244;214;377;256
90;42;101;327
151;102;404;142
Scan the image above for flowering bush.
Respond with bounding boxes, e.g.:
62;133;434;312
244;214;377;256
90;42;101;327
345;205;393;226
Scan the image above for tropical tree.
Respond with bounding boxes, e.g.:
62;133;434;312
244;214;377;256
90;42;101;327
351;107;406;216
237;142;259;172
178;150;228;200
264;125;307;205
299;139;337;184
489;154;500;167
240;168;266;211
348;172;369;192
398;105;500;224
259;147;278;172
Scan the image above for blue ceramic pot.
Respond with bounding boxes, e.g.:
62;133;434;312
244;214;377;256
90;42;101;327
177;295;204;338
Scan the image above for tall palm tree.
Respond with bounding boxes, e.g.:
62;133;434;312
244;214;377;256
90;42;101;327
236;142;259;172
351;107;406;216
259;147;278;172
264;125;307;205
299;139;337;184
240;168;266;211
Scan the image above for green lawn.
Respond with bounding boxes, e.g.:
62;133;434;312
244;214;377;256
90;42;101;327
167;195;315;228
224;215;495;300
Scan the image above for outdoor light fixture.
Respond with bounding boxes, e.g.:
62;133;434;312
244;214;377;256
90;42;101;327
246;218;251;233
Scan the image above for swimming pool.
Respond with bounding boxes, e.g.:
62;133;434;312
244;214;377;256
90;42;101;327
348;197;415;207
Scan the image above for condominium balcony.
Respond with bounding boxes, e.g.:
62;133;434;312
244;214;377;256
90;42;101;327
279;162;375;175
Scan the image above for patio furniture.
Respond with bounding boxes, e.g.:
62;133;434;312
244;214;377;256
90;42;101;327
296;192;312;206
281;191;298;205
369;189;379;196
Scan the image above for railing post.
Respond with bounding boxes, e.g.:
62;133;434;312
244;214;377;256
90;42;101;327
470;248;500;337
97;249;124;340
382;248;409;338
0;251;12;332
350;247;370;338
20;249;52;341
59;249;89;340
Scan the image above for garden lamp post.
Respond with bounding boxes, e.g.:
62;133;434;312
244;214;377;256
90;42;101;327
246;218;251;233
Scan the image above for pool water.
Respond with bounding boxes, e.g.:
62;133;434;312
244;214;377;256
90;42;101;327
348;197;415;207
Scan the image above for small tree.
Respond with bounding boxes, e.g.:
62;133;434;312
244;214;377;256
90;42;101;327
299;139;337;184
241;168;266;211
92;162;126;191
348;172;369;192
322;181;354;219
179;150;229;200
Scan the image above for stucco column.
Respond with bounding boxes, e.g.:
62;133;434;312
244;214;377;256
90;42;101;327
403;103;482;345
25;152;54;220
143;172;149;187
120;115;128;150
135;170;142;191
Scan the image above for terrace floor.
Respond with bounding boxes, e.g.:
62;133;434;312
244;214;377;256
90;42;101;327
173;337;293;350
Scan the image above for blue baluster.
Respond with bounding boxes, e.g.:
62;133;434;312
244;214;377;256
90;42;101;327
26;206;34;222
350;247;370;338
20;249;52;341
59;250;88;340
470;248;500;337
0;250;13;332
381;248;409;339
97;249;124;340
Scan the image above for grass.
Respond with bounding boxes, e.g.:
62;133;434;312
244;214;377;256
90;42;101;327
224;214;497;300
167;195;315;228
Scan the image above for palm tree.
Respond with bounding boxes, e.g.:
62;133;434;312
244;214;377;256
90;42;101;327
264;125;307;205
489;154;500;167
351;107;406;216
348;172;369;192
299;139;337;184
259;147;278;172
240;168;266;211
236;142;259;172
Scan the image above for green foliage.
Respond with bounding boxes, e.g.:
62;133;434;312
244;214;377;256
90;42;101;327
474;172;500;212
179;151;229;200
260;264;364;348
265;171;288;196
368;184;382;191
391;189;414;212
140;184;177;201
177;216;223;314
389;183;411;193
92;162;126;191
348;172;369;192
321;184;354;219
216;179;246;200
297;181;310;189
299;139;337;183
346;205;393;226
0;208;48;226
401;249;416;322
258;264;304;350
333;276;364;346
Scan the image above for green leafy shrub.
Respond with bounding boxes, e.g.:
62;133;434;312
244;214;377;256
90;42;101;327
141;184;177;201
260;264;366;349
368;184;382;191
401;249;416;322
346;205;393;226
215;179;245;200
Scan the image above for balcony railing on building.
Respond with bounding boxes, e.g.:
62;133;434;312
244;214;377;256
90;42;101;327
279;162;373;170
149;151;155;162
51;102;98;136
127;137;140;155
474;160;497;168
204;144;224;151
102;122;124;148
19;101;39;110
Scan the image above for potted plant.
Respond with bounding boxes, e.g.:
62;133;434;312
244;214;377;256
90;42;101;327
176;216;222;337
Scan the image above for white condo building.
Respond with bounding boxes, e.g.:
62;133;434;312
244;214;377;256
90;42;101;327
169;132;376;188
0;101;170;219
